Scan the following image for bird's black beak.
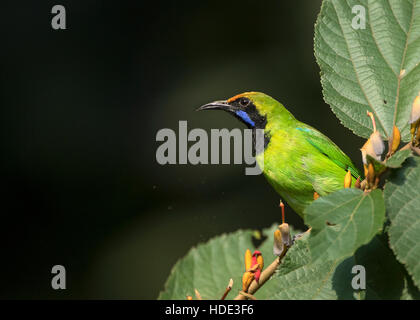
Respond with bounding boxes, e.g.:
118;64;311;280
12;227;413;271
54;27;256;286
196;100;231;112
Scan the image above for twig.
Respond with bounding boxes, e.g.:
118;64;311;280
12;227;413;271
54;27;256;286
220;279;233;300
412;146;420;156
400;141;412;151
234;246;288;300
194;288;203;300
398;141;420;156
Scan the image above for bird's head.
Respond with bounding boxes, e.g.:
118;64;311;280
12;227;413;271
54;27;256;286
197;92;288;130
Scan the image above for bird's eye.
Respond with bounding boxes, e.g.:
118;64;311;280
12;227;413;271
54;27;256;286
239;97;249;107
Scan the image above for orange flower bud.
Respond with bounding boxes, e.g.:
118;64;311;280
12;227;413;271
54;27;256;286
242;271;254;292
367;162;375;185
388;126;401;155
410;94;420;124
257;254;264;271
186;295;193;300
344;169;352;188
245;249;252;271
313;192;319;200
410;94;420;143
273;229;283;256
274;223;292;257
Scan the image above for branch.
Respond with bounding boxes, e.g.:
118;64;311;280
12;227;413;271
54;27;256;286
238;291;257;300
234;246;288;300
399;141;420;156
220;279;233;300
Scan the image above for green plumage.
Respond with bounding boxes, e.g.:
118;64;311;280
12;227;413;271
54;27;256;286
200;92;361;217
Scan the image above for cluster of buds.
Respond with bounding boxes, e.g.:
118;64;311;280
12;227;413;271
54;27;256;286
273;201;292;257
360;111;387;190
410;93;420;147
242;249;264;292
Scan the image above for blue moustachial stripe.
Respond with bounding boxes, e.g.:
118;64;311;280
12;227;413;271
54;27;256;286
235;110;255;127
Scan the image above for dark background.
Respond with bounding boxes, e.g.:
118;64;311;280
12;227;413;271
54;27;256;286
0;0;364;299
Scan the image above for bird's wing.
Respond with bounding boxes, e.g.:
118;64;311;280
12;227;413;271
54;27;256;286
296;125;361;179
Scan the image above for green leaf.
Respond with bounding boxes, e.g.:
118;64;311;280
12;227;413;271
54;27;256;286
315;0;420;141
306;188;385;261
385;149;412;168
257;234;416;300
257;235;344;299
336;234;420;300
256;188;386;299
158;224;280;300
160;188;416;299
384;156;420;289
365;149;411;176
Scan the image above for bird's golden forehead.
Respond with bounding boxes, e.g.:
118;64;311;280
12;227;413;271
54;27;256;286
227;93;246;103
227;92;254;103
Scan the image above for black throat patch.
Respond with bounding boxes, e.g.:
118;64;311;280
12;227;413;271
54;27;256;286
233;101;267;130
244;101;270;151
228;99;271;152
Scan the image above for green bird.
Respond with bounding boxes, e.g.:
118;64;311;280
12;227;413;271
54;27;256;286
197;92;361;217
